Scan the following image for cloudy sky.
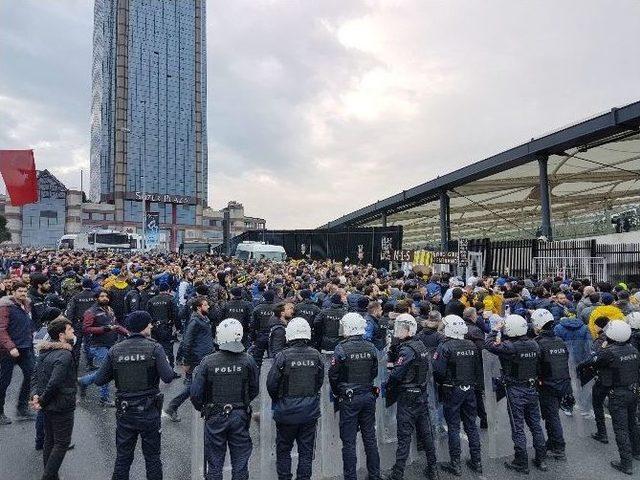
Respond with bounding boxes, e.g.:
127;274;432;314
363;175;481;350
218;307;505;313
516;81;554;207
1;0;639;228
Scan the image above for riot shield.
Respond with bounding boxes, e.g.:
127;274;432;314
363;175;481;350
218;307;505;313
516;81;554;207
376;350;400;467
564;338;593;438
426;356;452;460
191;407;205;480
481;349;514;459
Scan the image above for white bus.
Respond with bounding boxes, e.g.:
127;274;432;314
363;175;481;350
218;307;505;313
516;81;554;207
57;230;142;252
234;241;286;262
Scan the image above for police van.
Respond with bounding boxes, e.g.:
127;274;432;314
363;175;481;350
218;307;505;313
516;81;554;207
234;241;286;262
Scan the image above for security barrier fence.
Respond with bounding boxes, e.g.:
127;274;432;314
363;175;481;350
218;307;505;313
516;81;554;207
445;238;640;285
191;338;596;480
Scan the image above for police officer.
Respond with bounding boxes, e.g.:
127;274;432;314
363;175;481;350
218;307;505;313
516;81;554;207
384;313;437;480
531;308;571;460
267;317;324;480
293;289;320;330
328;312;380;480
248;290;276;369
628;311;640;352
314;292;348;352
146;282;180;374
65;278;98;363
432;314;482;476
190;318;259;480
124;278;149;316
581;320;640;474
93;311;175;480
218;287;253;345
485;314;548;473
589;315;611;444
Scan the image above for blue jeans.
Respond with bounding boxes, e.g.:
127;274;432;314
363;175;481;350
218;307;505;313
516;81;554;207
79;346;110;400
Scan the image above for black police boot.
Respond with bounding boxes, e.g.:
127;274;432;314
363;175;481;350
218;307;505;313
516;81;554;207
591;432;609;444
504;458;529;474
533;457;548;472
163;408;181;423
548;449;566;461
440;459;462;476
424;464;438;480
479;418;488;429
610;460;633;475
466;458;483;474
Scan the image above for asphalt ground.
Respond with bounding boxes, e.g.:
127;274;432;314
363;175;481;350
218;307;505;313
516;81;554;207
0;359;636;480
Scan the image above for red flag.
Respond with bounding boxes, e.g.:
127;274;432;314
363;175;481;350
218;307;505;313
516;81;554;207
0;150;38;206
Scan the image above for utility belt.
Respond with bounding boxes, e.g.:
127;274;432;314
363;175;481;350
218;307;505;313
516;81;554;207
338;385;379;402
116;393;163;415
399;385;425;403
608;382;640;393
438;383;474;398
504;377;537;388
202;402;249;419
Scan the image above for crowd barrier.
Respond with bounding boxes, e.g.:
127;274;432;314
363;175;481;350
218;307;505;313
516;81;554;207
191;343;596;479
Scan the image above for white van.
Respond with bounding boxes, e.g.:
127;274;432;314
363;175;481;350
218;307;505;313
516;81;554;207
234;241;286;262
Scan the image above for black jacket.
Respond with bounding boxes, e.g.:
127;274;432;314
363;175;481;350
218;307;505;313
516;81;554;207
32;341;77;412
268;317;287;358
65;289;96;328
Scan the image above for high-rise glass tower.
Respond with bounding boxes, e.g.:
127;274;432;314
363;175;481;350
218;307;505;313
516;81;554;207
90;0;208;234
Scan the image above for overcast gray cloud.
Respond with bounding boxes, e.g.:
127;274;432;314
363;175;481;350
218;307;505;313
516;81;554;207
1;0;640;228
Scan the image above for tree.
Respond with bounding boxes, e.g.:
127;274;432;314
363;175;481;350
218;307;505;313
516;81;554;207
0;215;11;243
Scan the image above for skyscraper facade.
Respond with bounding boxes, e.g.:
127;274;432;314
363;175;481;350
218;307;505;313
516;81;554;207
90;0;208;248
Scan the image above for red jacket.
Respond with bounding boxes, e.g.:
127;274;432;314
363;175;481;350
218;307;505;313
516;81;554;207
0;296;33;353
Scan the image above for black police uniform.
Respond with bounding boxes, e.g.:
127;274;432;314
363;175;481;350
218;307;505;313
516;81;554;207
65;289;96;362
591;333;611;441
124;288;150;316
485;332;547;472
535;329;571;457
146;293;179;367
267;317;287;358
432;336;483;474
313;302;347;352
464;319;488;429
385;337;437;480
94;334;174;480
294;299;321;330
248;300;274;369
190;349;259;480
219;297;253;345
587;340;640;472
267;341;324;480
328;335;380;480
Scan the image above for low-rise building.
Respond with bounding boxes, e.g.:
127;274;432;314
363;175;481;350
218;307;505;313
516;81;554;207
0;170;265;251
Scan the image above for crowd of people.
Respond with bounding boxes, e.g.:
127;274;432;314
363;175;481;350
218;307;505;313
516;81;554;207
0;247;639;480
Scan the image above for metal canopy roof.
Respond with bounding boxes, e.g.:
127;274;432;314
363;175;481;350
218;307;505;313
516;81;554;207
322;101;640;237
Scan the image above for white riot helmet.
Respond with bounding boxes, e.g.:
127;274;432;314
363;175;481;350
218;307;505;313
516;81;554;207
341;312;367;337
531;309;555;331
604;320;632;343
503;314;528;338
626;311;640;330
443;315;468;340
216;318;244;352
285;317;311;342
393;313;417;337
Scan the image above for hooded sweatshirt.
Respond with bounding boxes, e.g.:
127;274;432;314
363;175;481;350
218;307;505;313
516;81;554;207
553;317;592;364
